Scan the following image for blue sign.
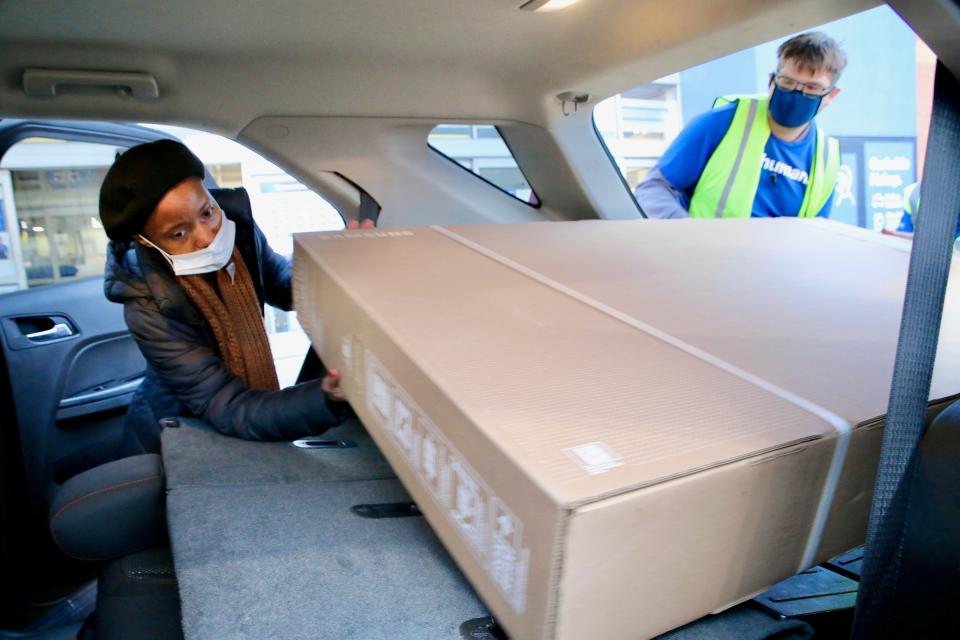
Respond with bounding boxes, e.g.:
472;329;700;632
831;152;859;227
864;141;915;232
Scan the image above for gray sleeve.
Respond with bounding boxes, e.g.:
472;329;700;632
634;166;690;219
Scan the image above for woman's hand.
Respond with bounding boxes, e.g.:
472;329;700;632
321;369;347;401
346;219;376;230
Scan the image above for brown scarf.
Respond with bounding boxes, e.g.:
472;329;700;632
178;248;280;391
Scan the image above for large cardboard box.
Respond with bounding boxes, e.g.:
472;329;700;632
292;219;960;639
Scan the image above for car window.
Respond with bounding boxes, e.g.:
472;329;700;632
0;138;122;293
594;5;935;237
145;125;345;388
0;124;345;386
428;124;540;206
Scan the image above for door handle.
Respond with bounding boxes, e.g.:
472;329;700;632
26;323;74;341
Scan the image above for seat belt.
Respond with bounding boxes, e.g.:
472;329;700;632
852;61;960;638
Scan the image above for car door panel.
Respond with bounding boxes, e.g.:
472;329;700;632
57;334;144;421
0;121;172;512
0;275;142;506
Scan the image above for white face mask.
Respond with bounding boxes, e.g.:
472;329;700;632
138;216;236;276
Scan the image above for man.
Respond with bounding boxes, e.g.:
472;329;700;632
635;32;846;219
100;140;347;453
882;181;960;242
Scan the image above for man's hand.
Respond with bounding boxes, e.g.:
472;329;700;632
321;369;347;401
881;228;914;240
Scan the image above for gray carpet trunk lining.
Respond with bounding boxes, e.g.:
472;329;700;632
162;422;486;640
161;418;396;488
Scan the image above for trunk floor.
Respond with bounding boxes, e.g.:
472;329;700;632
162;422;487;640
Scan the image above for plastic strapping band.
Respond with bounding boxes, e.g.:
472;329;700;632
431;224;852;570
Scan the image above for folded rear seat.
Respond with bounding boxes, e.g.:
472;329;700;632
160;418;488;639
161;416;395;488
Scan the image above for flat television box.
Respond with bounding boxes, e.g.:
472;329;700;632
292;219;960;640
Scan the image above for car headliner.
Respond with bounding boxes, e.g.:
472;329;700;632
0;0;955;227
0;0;884;134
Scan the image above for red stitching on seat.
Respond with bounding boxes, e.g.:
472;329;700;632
49;474;162;560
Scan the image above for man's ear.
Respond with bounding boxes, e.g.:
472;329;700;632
821;86;842;110
133;235;151;248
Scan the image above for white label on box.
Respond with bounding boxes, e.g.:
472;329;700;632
340;336;352;375
421;433;438;481
564;441;624;475
392;397;418;465
363;349;530;613
450;458;486;550
367;368;393;426
490;497;531;613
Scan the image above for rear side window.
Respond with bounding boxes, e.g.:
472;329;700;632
143;125;344;255
428;124;540;206
593;5;933;234
143;124;344;387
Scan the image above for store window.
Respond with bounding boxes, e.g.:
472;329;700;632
0;139;120;292
428;124;540;206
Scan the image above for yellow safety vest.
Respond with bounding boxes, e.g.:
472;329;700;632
904;182;920;217
688;95;840;218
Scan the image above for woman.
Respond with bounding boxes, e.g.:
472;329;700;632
99;139;346;453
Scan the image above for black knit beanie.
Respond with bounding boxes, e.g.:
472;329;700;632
99;139;205;242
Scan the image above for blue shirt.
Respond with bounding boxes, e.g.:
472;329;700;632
657;103;833;218
896;210;960;237
896;212;914;232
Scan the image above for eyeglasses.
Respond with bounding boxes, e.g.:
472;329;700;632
770;72;834;98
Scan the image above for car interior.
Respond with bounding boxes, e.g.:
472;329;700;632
0;1;958;639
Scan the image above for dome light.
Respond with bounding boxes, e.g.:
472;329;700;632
520;0;582;12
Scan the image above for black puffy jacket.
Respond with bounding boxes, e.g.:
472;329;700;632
105;187;341;453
